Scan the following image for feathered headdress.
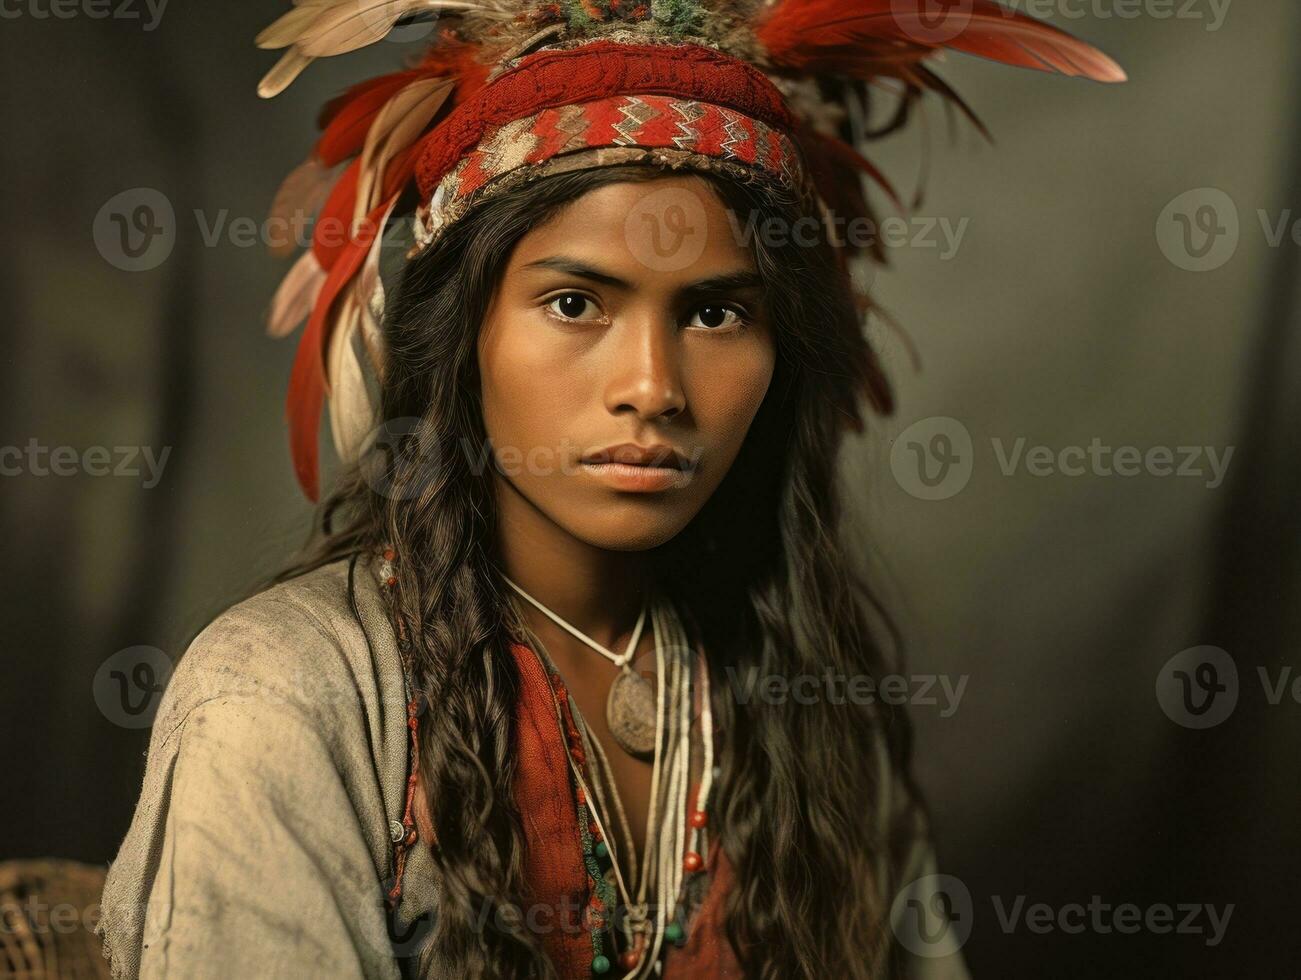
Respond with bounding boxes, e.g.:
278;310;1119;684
256;0;1124;501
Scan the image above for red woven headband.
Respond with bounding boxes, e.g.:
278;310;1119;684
409;40;809;250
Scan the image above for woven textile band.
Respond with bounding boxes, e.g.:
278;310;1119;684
411;93;809;252
408;38;810;253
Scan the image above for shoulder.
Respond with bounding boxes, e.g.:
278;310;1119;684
151;557;385;752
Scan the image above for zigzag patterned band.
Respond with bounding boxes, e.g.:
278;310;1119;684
411;92;809;253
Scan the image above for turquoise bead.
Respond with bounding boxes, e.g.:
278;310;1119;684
592;954;611;974
594;841;609;861
665;921;684;945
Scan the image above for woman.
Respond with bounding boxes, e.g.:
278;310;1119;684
97;2;1122;978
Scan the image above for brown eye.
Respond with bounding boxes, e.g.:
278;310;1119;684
547;293;600;321
689;304;747;331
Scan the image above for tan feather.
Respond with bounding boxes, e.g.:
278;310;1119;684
355;198;396;304
258;48;315;99
267;248;327;338
357;276;387;379
297;0;488;59
353;77;455;224
268;155;339;258
255;1;330;50
353;192;398;377
326;292;379;464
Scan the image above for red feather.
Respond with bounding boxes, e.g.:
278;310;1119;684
311;158;360;270
316;70;429;166
381;142;420;201
757;0;1126;84
288;194;397;500
804;127;903;212
417;32;490;102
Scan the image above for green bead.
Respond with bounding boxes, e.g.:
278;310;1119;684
594;841;609;861
665;921;684;944
592;954;611;974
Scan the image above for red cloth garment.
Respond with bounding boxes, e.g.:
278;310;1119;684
510;640;595;975
507;641;743;978
660;836;743;978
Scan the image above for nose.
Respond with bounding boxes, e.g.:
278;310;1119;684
602;310;686;422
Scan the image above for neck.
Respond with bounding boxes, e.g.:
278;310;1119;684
493;475;653;652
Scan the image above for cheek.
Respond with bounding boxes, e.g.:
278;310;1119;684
685;340;775;448
478;311;578;459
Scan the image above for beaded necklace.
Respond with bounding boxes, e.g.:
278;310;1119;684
370;546;715;977
514;591;714;977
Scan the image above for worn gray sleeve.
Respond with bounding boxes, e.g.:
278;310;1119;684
137;694;400;980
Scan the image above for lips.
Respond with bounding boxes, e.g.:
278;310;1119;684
580;443;691;470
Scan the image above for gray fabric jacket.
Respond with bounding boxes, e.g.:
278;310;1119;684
96;555;970;979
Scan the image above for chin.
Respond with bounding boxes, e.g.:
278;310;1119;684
566;504;697;552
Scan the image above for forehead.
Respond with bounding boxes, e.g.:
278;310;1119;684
506;173;757;279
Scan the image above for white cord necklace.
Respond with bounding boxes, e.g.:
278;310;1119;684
504;575;659;759
503;575;647;668
505;578;712;978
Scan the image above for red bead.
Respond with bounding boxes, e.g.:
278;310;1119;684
689;810;708;829
683;851;703;873
383;549;395;561
619;951;640;970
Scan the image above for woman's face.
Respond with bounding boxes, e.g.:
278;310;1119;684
477;173;776;551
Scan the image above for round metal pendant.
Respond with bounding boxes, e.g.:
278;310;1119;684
606;667;657;760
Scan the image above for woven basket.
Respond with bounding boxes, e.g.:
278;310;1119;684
0;860;110;980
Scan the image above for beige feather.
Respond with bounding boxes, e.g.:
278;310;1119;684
358;276;387;379
257;0;490;99
297;0;487;59
268;155;339;258
326;291;379;464
255;1;330;50
353;77;455;225
356;197;397;381
267;248;327;338
258;48;315;99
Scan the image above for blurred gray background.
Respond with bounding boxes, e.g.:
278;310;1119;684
2;1;1297;976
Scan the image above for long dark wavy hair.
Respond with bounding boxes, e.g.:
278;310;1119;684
273;162;924;979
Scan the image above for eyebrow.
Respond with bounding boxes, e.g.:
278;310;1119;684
522;256;765;297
